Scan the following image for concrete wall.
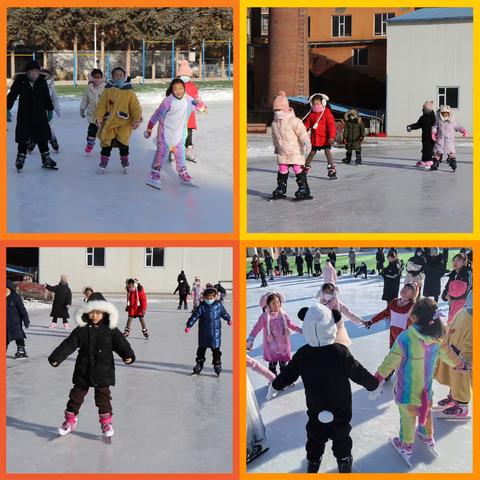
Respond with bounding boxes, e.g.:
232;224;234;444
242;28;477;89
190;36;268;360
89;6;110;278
386;20;472;136
39;248;232;293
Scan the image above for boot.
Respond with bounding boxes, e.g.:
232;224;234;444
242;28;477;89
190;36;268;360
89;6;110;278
123;327;130;337
272;172;288;199
146;168;162;189
50;138;59;152
99;155;109;173
449;157;457;172
142;328;149;338
120;155;129;173
99;413;114;437
58;410;78;436
193;358;205;374
327;163;337;179
41;152;57;169
294;171;311;199
14;345;28;358
430;158;439;171
85;136;96;154
307;458;322;473
15;153;26;171
355;151;362;165
214;360;222;376
342;150;352;164
178;166;194;185
337;455;353;473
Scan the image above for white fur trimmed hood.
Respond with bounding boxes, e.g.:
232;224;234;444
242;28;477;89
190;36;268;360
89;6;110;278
74;300;119;329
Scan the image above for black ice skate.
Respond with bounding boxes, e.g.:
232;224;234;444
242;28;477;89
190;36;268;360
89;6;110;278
270;172;288;200
327;163;337;179
430;158;440;171
15;153;26;172
41;152;58;170
50;139;59;153
337;455;353;473
214;361;222;377
342;151;352;164
355;153;362;165
247;444;270;463
14;346;28;358
307;458;322;473
142;328;149;339
292;171;313;201
192;359;204;375
448;157;457;172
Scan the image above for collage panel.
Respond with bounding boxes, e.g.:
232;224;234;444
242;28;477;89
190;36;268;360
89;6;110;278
245;246;472;473
6;7;234;234
6;246;233;473
246;7;473;233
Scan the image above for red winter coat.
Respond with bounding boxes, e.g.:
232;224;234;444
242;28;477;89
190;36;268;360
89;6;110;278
303;108;336;147
126;288;147;317
184;81;201;129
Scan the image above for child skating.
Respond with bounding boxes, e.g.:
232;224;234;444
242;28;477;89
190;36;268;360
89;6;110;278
176;59;206;163
123;278;149;338
6;279;30;358
432;105;467;172
185;286;231;376
192;276;203;310
406;100;436;169
341;110;365;165
48;292;135;438
270;91;312;200
7;60;57;171
94;66;142;174
247;291;302;376
303;93;337;179
80;68;106;154
144;78;205;189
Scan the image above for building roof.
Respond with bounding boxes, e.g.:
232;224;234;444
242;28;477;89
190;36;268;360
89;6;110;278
388;8;473;24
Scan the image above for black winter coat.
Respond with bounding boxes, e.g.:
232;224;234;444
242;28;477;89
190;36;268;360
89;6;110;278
46;283;72;319
6;286;30;344
265;255;273;270
423;255;446;297
304;251;314;266
174;281;190;296
7;73;54;144
273;343;378;423
375;250;385;270
407;111;436;159
48;318;135;388
381;261;402;302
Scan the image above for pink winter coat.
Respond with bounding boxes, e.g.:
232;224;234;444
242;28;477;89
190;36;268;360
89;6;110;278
248;310;302;362
432;111;466;156
271;109;311;166
323;263;337;284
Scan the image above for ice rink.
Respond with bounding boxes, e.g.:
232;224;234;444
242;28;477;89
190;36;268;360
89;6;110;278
7;295;233;473
246;272;472;473
7;90;233;233
247;135;472;233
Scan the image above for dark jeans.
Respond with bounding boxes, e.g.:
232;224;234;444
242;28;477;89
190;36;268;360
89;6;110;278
350;263;356;274
101;142;129;157
306;412;352;461
314;264;322;276
268;361;287;375
178;293;188;309
306;262;313;275
52;317;68;324
87;122;99;138
66;384;112;415
6;338;25;349
185;128;193;147
196;346;222;365
19;141;49;154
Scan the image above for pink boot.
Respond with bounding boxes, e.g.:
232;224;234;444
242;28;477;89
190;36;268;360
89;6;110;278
58;410;78;436
99;413;114;437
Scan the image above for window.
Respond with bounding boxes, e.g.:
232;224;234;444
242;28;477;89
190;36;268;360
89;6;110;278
332;15;352;37
145;248;165;267
352;48;368;66
261;14;269;36
374;13;395;36
86;248;105;267
438;87;459;108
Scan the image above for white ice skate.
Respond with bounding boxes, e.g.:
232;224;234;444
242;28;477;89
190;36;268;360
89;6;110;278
416;428;438;456
58;411;78;436
146;177;162;190
186;146;197;163
389;437;413;468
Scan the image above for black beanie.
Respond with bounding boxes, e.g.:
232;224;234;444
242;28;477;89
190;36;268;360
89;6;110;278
87;292;106;302
25;60;41;72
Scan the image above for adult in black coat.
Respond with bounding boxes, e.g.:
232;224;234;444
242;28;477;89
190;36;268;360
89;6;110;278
423;248;446;301
48;292;135;418
269;304;378;473
375;248;385;274
407;101;436;162
327;249;337;268
280;251;289;276
295;253;304;276
381;253;402;304
264;251;274;279
45;275;72;327
7;61;55;168
304;249;314;276
174;276;191;310
6;279;30;357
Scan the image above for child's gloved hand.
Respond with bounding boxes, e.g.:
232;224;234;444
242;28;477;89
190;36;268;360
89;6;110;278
246;337;254;350
80;109;86;118
406;125;412;132
47;111;53;122
185;327;191;333
7;110;12;123
124;357;133;364
363;320;373;329
368;380;384;400
431;132;437;142
461;128;468;137
266;383;278;400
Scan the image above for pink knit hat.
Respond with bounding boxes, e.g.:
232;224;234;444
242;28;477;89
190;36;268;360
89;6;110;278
177;60;193;77
273;90;289;112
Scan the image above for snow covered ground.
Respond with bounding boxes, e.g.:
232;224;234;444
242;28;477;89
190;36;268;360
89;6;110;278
246;274;472;473
7;90;233;233
7;295;233;473
247;134;472;233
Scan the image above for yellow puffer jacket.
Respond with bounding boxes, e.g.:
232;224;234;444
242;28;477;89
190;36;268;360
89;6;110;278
95;82;142;147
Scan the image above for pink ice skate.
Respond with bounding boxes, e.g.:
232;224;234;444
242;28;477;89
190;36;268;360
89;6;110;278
58;411;78;436
146;168;162;190
99;413;114;437
84;144;94;154
49;322;57;329
177;166;195;186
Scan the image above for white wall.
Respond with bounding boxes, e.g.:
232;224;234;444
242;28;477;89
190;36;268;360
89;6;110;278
386;20;472;136
39;248;232;293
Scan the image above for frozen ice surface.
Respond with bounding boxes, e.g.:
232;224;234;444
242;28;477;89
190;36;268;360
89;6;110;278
247;134;472;233
7;295;232;473
8;91;233;233
246;273;472;473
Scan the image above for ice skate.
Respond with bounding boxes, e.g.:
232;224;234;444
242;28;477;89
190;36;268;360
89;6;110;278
15;153;26;172
341;152;352;164
355;153;362;165
416;427;438;456
186;145;197;163
438;402;470;420
292;171;313;201
177;166;195;186
430;158;440;171
433;393;454;410
120;155;129;174
192;359;204;375
14;346;28;358
448;157;457;172
99;413;114;438
327;163;337;179
142;328;149;339
123;327;130;337
270;172;288;200
306;458;322;473
50;139;59;153
49;322;57;329
214;361;222;377
63;322;69;330
247;444;270;464
58;411;78;436
41;152;58;170
337;455;353;473
98;155;109;174
85;137;95;155
146;168;162;190
389;437;413;467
